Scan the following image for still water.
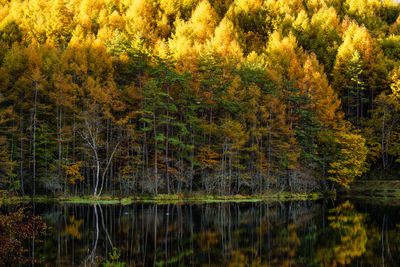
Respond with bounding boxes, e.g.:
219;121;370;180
2;199;400;266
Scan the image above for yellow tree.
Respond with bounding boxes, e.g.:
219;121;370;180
207;17;243;61
264;31;345;188
125;0;159;45
19;0;73;46
293;6;341;74
44;0;74;46
333;20;387;122
328;131;367;188
80;39;125;196
220;75;254;191
169;0;219;70
345;0;386;30
226;0;268;54
19;0;48;43
51;36;87;190
0;42;49;194
220;117;248;194
364;69;400;171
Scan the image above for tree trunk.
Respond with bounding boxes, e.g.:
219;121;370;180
267;115;272;190
32;82;38;196
58;106;63;193
153;111;158;195
94;149;100;196
19;106;24;194
382;110;386;170
166;82;170;195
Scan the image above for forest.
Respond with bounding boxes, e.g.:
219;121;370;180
0;0;399;197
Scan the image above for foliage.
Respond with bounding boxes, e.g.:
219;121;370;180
328;131;368;188
103;248;126;267
0;207;47;266
1;0;399;196
62;161;84;184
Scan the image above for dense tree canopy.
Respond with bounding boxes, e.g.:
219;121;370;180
0;0;399;196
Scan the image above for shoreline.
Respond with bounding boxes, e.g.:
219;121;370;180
0;192;326;205
339;180;400;199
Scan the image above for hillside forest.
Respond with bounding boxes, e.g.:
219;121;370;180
0;0;400;196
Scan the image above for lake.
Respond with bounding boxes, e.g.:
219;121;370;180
1;199;399;266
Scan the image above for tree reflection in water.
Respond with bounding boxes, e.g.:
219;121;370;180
316;200;367;266
5;200;400;266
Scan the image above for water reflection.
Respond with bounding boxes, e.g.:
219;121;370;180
0;206;47;266
2;199;400;266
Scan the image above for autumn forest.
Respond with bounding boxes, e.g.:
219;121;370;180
0;0;400;197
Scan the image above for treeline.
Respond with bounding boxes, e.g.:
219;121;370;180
0;0;399;196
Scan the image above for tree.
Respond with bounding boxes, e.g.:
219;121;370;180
197;53;225;145
139;56;191;194
365;70;400;172
264;31;345;190
0;0;395;195
79;103;120;196
80;40;125;196
208;17;243;61
0;20;23;47
44;0;74;46
333;20;387;119
328;131;367;188
0;43;49;194
226;0;269;54
0;92;15;190
168;0;219;69
125;0;158;45
341;51;367;125
292;6;341;75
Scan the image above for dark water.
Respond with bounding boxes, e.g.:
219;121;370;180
2;199;400;266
